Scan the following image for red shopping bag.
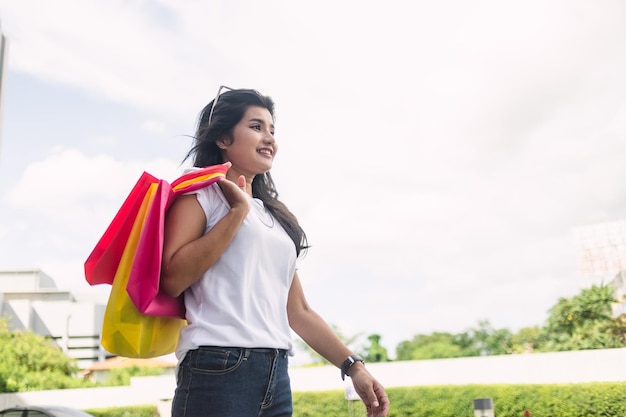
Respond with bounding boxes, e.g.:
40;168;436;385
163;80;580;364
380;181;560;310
84;172;159;286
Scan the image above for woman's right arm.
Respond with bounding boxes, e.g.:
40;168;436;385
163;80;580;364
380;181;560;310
160;176;250;297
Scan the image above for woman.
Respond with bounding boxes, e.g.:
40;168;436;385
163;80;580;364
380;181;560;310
161;87;390;417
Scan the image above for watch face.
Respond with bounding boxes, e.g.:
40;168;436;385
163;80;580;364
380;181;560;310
348;355;363;364
341;355;364;380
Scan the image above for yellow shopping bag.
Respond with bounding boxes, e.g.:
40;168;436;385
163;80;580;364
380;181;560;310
101;183;186;358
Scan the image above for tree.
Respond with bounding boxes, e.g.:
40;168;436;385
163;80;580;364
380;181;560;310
540;284;626;351
362;334;389;363
455;320;512;356
394;285;626;360
395;322;512;361
395;332;464;361
509;326;543;353
0;319;94;392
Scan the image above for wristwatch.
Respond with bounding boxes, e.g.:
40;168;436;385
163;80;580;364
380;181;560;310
341;354;365;380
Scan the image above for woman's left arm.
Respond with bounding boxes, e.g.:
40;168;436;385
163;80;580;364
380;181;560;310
287;272;390;417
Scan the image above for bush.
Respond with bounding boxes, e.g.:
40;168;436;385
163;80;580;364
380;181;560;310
86;405;158;417
292;382;626;417
0;320;94;392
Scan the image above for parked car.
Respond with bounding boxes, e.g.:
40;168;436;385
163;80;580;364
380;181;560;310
0;406;95;417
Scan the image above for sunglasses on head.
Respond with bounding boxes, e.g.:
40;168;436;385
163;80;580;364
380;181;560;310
207;85;233;128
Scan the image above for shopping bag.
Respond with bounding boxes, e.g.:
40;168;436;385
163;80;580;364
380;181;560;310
84;172;159;285
126;165;228;318
100;182;186;358
88;164;228;357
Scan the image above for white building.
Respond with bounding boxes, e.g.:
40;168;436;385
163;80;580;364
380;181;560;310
0;269;109;368
573;220;626;317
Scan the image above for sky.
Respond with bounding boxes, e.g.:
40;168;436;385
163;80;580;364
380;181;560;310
0;0;625;358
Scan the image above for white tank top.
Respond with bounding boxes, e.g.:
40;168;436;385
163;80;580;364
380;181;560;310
175;182;297;360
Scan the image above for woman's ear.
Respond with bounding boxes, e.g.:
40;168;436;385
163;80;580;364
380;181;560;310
216;134;230;150
216;138;228;150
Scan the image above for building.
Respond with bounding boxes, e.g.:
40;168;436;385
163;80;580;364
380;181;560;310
573;220;626;317
0;269;109;368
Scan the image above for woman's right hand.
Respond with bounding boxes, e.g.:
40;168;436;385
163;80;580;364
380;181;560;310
161;163;250;297
217;163;251;213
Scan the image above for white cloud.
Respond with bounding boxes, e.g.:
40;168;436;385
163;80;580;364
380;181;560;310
140;120;167;135
1;148;182;291
0;0;218;122
6;147;179;208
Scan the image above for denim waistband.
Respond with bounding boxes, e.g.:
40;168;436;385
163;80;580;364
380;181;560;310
199;346;289;355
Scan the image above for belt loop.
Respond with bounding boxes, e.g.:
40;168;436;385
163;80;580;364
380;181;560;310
243;348;251;360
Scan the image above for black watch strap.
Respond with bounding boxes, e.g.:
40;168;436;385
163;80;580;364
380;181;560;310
340;354;365;380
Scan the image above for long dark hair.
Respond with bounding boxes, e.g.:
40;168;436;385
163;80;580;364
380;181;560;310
185;88;308;256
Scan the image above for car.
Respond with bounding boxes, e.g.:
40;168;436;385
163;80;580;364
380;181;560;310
0;406;95;417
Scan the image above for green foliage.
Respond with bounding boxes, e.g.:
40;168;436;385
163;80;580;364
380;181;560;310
509;326;543;353
455;320;512;356
396;284;626;360
541;284;626;351
396;322;512;361
293;391;357;417
86;405;158;417
0;319;95;392
396;332;464;361
363;334;389;363
292;382;626;417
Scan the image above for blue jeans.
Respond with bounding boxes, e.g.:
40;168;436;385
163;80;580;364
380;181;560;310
171;347;292;417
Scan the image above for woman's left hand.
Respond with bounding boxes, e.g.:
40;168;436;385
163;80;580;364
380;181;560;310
349;367;390;417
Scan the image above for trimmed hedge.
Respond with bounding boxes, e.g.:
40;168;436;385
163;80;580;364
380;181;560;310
293;382;626;417
81;383;626;417
86;405;158;417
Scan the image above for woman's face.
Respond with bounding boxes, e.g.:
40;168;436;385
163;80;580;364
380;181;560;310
218;105;277;178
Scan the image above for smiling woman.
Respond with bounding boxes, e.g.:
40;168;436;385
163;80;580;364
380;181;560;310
159;87;390;417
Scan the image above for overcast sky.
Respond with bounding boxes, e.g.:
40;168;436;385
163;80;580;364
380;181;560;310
0;0;625;357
